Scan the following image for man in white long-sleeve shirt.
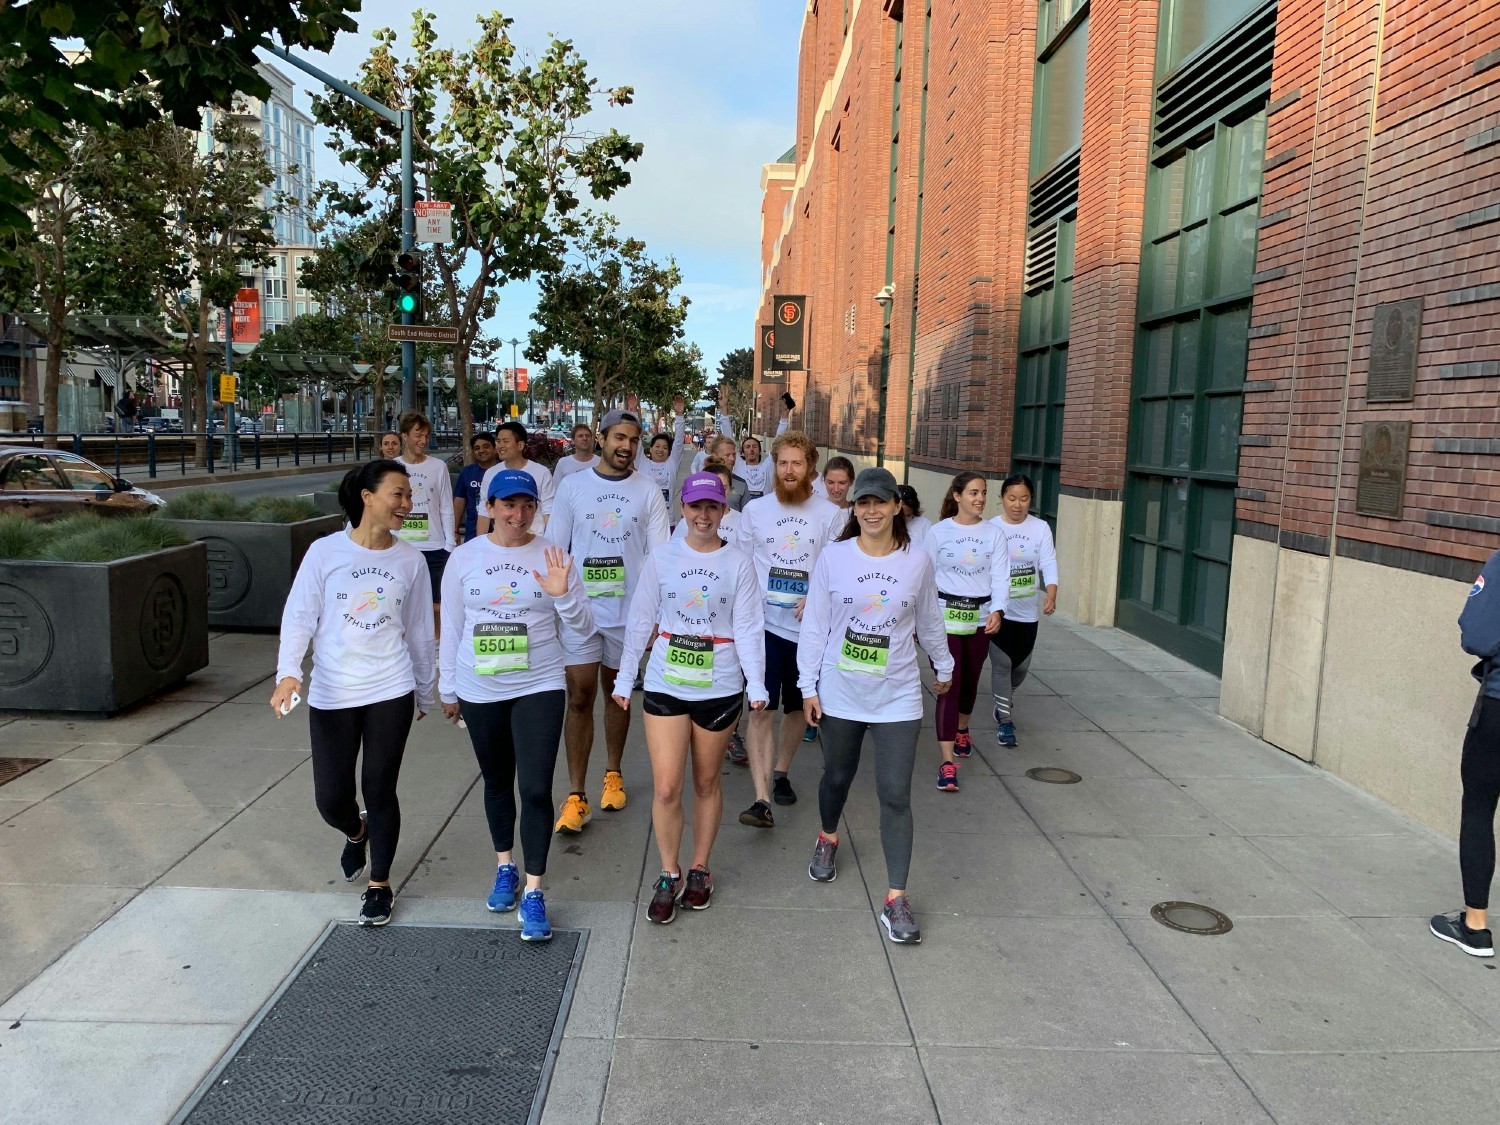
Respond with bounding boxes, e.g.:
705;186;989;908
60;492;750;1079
548;407;671;833
478;421;555;535
396;410;456;636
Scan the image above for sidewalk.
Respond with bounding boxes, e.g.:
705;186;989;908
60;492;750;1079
0;621;1494;1123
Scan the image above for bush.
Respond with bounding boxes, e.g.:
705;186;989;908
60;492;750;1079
247;496;320;523
159;488;249;522
0;513;47;559
159;490;322;524
3;514;191;563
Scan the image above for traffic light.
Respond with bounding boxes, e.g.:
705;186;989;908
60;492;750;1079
393;250;423;321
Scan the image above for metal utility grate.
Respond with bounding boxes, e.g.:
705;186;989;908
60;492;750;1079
174;923;586;1125
1151;900;1234;936
0;758;48;788
1025;766;1082;784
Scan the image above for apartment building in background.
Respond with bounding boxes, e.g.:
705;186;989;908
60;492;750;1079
756;0;1500;836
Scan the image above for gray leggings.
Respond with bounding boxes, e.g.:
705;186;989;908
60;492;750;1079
817;714;922;890
990;619;1039;721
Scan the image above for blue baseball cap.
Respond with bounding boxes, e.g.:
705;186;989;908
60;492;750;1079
486;469;539;502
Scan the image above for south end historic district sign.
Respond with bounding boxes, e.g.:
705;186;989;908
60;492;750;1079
389;324;459;344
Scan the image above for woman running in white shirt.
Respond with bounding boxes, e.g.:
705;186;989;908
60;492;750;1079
989;473;1059;747
439;469;594;943
925;472;1009;791
271;459;436;927
613;472;767;925
798;467;953;944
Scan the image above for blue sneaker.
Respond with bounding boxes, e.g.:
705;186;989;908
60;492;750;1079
997;721;1018;747
487;863;520;913
519;889;552;942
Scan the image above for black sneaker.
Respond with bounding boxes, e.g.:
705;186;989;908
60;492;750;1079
1429;910;1494;957
340;812;368;882
880;895;921;944
647;871;682;925
809;834;838;882
358;885;394;927
726;731;749;766
738;799;775;828
772;776;797;806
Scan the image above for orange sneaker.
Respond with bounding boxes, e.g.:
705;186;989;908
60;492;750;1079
554;793;591;835
600;770;627;811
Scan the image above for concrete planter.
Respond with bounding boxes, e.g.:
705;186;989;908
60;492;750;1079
161;514;343;630
302;491;344;516
0;542;210;713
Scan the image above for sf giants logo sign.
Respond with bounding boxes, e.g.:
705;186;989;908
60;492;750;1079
769;295;805;372
777;301;802;327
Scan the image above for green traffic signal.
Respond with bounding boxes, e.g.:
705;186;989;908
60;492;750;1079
398;291;418;314
393;250;423;322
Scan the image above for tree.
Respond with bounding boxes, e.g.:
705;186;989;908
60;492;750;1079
715;346;755;427
310;9;641;451
0;112;159;438
0;0;358;247
528;214;690;420
116;113;278;464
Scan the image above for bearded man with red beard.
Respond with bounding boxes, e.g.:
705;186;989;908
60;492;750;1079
735;430;846;828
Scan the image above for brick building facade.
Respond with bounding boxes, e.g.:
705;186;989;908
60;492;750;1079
756;0;1500;835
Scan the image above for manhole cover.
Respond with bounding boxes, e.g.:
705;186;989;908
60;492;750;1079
175;923;587;1124
0;758;48;788
1151;901;1233;936
1025;767;1081;784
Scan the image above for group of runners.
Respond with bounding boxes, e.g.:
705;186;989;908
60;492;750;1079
273;403;1058;946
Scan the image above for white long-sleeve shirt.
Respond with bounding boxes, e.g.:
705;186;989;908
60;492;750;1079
925;518;1011;634
737;492;846;642
991;514;1059;624
480;458;556;531
398;455;456;552
611;538;768;705
276;531;437;710
554;453;600;484
549;467;671;630
438;535;595;704
636;413;687;507
797;538;953;723
739;459;771;498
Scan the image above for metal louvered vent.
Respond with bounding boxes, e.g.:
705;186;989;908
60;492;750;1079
1024;223;1061;295
1023;149;1079;294
1154;0;1277;155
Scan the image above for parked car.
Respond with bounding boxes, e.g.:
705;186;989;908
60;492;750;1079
0;447;165;521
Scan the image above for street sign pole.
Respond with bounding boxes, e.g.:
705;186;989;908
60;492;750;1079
261;42;418;410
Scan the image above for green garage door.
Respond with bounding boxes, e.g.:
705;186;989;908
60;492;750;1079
1116;0;1274;673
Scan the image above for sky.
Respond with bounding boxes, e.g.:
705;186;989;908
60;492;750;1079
259;2;804;388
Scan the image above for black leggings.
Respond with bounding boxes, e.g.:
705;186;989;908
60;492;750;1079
817;714;921;890
308;693;415;883
990;619;1040;721
1460;693;1500;910
460;691;566;877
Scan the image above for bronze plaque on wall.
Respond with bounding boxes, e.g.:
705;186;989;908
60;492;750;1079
1355;420;1411;519
1368;297;1422;402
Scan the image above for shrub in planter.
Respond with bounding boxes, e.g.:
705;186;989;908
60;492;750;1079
158;490;342;630
0;514;210;713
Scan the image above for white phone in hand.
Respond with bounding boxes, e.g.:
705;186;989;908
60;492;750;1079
279;691;302;716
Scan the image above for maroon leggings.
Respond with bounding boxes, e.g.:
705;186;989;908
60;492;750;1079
935;629;991;741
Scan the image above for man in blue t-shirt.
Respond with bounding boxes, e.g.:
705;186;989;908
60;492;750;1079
453;431;498;544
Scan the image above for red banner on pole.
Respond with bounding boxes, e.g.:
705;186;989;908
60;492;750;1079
232;288;262;344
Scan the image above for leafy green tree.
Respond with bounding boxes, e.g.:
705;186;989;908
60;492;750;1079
310;9;641;450
0;0;358;247
528;213;690;419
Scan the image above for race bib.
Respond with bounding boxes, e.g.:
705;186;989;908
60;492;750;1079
663;635;714;689
766;566;809;608
473;623;529;675
837;627;890;677
941;594;985;635
1010;563;1038;599
399;512;429;542
582;556;626;598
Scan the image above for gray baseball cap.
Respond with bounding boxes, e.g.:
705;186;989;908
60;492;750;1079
849;466;900;502
598;408;641;434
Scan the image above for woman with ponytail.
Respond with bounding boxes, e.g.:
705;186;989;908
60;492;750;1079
270;459;437;927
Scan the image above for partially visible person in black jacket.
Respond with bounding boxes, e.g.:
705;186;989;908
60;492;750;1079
1430;550;1500;958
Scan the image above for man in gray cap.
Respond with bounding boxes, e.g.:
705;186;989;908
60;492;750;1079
548;407;671;834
